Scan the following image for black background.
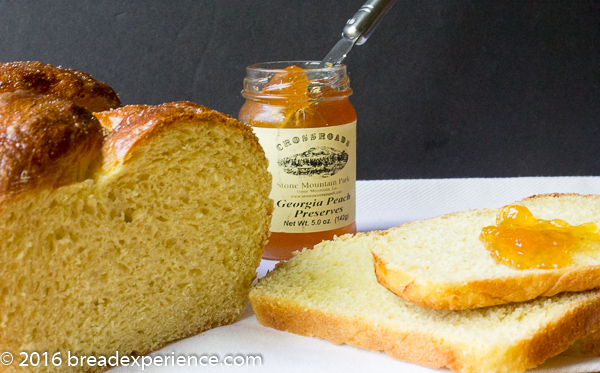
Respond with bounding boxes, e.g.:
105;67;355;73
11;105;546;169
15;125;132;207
1;1;598;180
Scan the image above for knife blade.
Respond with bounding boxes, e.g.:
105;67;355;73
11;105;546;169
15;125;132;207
318;0;397;68
318;37;358;68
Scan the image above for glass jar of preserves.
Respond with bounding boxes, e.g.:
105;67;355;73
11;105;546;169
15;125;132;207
239;61;357;260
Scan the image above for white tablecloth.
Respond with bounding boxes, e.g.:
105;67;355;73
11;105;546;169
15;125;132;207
117;177;600;373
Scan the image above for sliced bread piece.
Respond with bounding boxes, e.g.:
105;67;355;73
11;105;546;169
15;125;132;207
250;234;600;373
371;193;600;310
0;96;272;372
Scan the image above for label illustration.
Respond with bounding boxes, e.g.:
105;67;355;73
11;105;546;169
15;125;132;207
252;122;356;233
278;146;349;178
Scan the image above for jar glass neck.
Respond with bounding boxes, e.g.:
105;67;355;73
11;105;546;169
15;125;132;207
242;61;351;102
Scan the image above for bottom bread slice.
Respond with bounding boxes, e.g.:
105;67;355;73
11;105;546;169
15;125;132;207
250;233;600;373
563;328;600;357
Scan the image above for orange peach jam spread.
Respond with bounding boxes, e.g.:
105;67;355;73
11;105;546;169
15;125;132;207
480;205;600;269
263;65;310;98
253;65;350;129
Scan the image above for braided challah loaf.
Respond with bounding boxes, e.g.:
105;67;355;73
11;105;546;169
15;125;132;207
0;63;272;372
0;61;121;112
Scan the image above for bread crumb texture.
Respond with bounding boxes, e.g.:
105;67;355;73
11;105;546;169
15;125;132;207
250;236;600;373
0;102;272;372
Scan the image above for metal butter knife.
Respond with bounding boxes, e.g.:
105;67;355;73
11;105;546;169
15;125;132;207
318;0;398;68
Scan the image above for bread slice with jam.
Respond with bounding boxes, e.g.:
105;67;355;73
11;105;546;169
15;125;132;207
371;193;600;310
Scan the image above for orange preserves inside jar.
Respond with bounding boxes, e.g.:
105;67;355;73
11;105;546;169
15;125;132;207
241;65;356;129
240;62;357;260
480;205;600;269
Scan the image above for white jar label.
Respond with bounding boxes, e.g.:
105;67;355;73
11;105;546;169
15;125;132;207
252;122;356;233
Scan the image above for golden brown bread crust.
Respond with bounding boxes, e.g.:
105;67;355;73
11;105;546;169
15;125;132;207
93;105;146;131
563;328;600;357
251;289;600;373
93;102;207;131
252;296;460;371
0;91;105;199
97;102;265;171
372;251;600;310
0;61;121;112
521;297;600;365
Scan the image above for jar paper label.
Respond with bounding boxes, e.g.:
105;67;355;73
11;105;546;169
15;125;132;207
252;122;356;233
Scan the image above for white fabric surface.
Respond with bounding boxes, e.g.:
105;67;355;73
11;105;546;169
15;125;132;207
115;177;600;373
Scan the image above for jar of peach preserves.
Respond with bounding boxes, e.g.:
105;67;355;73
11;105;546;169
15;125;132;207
239;61;357;260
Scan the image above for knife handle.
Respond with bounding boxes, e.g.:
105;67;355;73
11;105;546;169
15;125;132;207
343;0;397;45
